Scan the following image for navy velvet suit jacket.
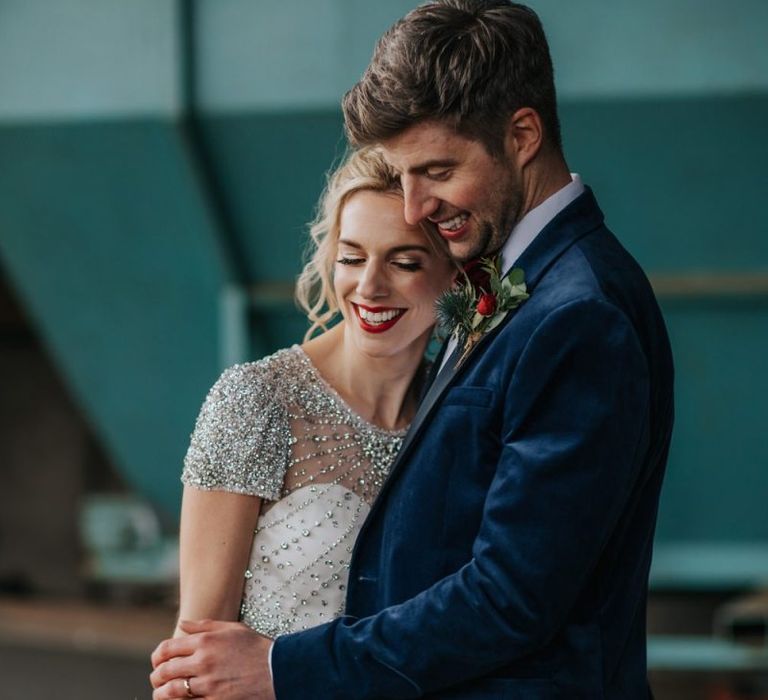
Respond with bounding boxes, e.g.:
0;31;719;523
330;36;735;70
273;189;674;699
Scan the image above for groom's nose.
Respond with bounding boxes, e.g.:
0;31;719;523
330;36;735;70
402;176;438;225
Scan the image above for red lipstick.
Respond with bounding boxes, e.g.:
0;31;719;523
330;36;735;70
352;303;406;334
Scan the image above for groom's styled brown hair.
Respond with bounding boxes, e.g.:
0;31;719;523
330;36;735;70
343;0;561;157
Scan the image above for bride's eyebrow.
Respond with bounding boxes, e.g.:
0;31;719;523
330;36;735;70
388;245;430;254
337;239;430;255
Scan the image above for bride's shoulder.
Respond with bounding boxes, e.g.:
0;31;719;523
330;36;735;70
211;345;309;402
182;346;306;499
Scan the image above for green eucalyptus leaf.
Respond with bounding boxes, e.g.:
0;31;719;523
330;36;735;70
485;309;509;332
507;268;525;285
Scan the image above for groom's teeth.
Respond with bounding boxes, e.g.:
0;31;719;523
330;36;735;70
440;213;468;231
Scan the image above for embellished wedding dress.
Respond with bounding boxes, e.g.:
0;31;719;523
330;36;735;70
181;345;405;638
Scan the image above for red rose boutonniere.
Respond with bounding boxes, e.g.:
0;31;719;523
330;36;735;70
476;292;497;317
436;255;529;367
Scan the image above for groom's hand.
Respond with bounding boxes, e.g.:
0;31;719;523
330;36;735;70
150;620;275;700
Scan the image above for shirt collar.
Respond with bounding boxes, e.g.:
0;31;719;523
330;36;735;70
500;173;585;275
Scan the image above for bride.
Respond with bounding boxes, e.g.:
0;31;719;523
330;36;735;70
173;148;455;644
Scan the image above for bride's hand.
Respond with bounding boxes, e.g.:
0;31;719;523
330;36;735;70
150;619;274;699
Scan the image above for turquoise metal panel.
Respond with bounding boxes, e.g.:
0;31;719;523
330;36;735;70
3;97;767;547
648;635;768;671
656;299;768;543
0;0;763;591
194;0;768;111
560;94;768;271
197;96;768;557
197;111;346;281
561;95;768;560
0;119;229;516
196;95;768;284
0;0;180;121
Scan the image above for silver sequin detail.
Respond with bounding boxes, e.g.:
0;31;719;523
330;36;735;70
181;345;405;639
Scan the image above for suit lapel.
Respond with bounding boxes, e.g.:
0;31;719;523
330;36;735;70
419;337;450;400
387;341;462;473
511;186;604;291
363;188;606;519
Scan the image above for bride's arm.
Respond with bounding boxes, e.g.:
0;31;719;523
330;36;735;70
174;485;262;637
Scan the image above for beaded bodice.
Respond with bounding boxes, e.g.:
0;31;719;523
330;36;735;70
181;345;405;637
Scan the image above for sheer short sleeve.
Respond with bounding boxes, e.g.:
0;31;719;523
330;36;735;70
181;360;290;501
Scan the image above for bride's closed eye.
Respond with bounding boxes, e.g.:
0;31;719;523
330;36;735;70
391;260;423;272
336;256;424;272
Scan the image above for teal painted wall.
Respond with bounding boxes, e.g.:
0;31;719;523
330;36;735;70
0;0;180;119
193;96;768;546
660;300;768;542
194;1;768;110
0;120;230;514
196;95;768;279
196;111;346;282
561;94;768;272
1;0;766;544
0;0;231;516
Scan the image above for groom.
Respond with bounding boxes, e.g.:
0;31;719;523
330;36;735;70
152;1;673;697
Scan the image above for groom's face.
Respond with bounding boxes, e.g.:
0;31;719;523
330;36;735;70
379;120;522;263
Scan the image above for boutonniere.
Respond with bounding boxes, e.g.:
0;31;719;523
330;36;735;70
436;255;529;367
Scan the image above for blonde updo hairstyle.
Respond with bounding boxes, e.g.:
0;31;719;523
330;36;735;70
296;147;451;340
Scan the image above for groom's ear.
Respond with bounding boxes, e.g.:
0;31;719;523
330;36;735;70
503;108;543;169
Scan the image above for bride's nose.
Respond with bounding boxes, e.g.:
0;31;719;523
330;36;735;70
356;261;389;299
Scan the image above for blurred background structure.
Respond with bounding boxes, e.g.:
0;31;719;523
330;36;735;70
1;1;767;698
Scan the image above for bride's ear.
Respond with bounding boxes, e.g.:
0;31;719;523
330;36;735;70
504;108;543;169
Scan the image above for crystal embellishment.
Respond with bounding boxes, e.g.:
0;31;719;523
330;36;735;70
181;346;405;638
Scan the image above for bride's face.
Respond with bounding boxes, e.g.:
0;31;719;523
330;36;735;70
334;190;455;360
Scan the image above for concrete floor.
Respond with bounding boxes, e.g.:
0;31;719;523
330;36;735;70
0;642;153;700
0;598;174;700
0;643;762;700
1;596;767;699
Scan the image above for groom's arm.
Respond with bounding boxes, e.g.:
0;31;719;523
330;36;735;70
273;298;652;699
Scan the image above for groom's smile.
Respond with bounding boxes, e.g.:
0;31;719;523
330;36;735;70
432;211;471;241
379;119;523;262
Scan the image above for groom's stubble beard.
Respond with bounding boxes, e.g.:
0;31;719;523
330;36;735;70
464;166;523;263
